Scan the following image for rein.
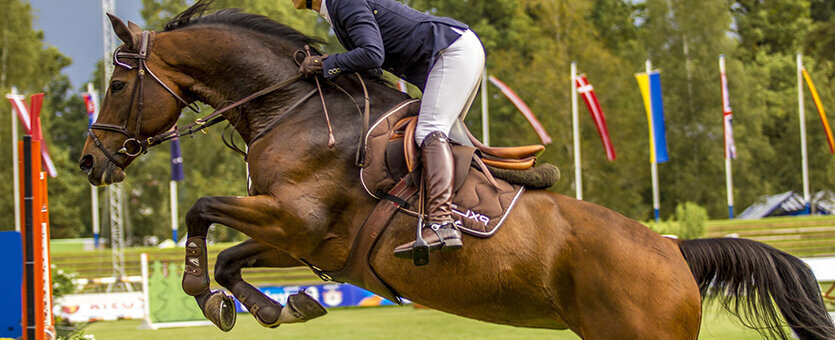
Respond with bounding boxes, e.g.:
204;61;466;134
90;31;372;169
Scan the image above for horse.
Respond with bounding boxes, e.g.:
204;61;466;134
78;2;835;339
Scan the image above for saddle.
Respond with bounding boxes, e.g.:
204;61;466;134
360;99;544;236
318;99;550;304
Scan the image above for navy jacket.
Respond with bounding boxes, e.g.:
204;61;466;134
321;0;470;91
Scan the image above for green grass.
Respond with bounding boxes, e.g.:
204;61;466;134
81;304;774;340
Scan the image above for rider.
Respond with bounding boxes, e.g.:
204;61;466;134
292;0;485;256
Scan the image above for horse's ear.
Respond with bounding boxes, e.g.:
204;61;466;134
107;13;140;51
127;20;142;34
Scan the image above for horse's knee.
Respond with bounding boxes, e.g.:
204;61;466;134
186;197;214;228
214;248;242;287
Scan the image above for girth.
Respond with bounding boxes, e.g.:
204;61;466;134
306;178;417;304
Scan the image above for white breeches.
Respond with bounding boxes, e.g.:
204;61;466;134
414;28;485;146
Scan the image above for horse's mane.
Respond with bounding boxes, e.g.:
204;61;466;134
164;0;325;48
163;0;391;87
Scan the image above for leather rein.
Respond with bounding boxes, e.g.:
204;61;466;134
88;31;363;169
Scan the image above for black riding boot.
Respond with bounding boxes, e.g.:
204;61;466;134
393;131;462;258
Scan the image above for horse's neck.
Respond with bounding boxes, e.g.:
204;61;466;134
163;29;312;143
162;28;406;164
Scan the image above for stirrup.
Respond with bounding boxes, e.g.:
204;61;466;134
394;220;463;261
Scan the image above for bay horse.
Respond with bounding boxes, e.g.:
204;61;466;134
78;2;835;339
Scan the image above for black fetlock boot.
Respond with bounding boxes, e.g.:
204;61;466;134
394;131;462;259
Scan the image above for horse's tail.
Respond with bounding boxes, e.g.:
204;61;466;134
678;238;835;340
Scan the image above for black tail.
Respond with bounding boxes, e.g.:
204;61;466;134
679;238;835;340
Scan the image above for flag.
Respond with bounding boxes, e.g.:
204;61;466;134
487;75;552;144
636;71;669;163
7;92;57;176
720;65;737;159
801;68;835;154
170;136;185;181
576;74;616;161
82;92;98;127
6;92;32;131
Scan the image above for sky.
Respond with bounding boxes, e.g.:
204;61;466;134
29;0;145;90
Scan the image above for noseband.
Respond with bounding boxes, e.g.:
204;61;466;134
88;31;200;169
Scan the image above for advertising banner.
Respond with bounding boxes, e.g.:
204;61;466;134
54;292;144;322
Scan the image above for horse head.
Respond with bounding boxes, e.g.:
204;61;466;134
79;13;196;186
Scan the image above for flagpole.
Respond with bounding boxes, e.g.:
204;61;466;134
797;53;811;214
170;179;178;242
720;55;734;218
11;86;21;232
647;60;661;221
87;83;101;248
481;71;489;146
571;62;582;200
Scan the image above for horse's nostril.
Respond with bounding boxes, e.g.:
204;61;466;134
79;154;94;174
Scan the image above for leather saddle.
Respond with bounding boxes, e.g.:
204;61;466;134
360;99;543;237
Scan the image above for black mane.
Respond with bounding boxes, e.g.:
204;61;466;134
164;0;325;48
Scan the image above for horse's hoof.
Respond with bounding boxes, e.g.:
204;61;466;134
251;304;281;328
278;291;327;324
204;291;237;332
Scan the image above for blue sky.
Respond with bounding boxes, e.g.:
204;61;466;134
29;0;145;90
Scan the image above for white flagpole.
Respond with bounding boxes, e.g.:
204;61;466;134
87;83;101;247
170;179;178;242
720;55;734;218
481;71;489;146
11;86;20;232
571;62;582;200
797;53;811;213
647;60;661;221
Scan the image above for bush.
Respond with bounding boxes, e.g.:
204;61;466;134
647;202;708;239
675;202;708;239
52;265;81;299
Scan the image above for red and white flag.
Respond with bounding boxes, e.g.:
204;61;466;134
575;74;616;161
6;92;32;131
488;75;552;144
720;66;737;159
6;92;57;177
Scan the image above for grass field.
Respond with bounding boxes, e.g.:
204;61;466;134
81;304;777;340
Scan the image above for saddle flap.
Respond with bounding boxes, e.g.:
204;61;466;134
403;117;419;173
451;145;476;192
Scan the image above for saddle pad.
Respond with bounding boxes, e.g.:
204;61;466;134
361;100;525;237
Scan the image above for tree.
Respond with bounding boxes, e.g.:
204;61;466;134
0;0;72;231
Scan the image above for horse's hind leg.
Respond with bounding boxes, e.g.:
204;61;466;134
214;239;327;328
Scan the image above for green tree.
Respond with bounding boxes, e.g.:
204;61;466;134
0;0;73;231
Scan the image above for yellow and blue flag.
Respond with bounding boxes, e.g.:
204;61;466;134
636;71;669;163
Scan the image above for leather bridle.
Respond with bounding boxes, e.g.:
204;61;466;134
87;31;311;170
88;30;372;171
88;31;200;169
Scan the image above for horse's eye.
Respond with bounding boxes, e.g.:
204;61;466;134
111;81;126;92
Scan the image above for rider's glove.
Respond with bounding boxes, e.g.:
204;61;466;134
299;54;328;78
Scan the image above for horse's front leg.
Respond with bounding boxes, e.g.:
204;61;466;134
213;239;327;328
181;195;322;331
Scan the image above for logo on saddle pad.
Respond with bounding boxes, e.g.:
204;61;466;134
451;204;490;226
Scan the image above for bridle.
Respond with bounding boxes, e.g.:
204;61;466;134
88;29;372;170
88;31;201;169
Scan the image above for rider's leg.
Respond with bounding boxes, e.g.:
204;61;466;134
407;28;485;254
